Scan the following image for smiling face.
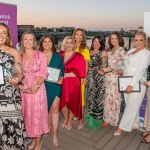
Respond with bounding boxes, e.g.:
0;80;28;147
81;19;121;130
110;34;119;47
74;30;83;43
93;38;101;50
134;34;146;50
42;37;53;51
65;38;74;51
22;33;35;50
0;25;8;46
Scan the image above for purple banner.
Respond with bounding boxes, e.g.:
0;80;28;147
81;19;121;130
0;2;18;48
139;94;146;127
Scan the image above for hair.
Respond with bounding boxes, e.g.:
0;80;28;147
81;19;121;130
72;28;87;53
20;31;37;53
0;23;13;48
90;36;105;51
39;35;56;52
135;31;148;42
108;31;124;50
61;36;75;51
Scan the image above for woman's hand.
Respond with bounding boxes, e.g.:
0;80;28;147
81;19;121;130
9;77;19;86
29;85;40;93
117;69;124;76
126;85;133;94
98;69;105;75
88;67;93;71
57;77;63;84
145;81;150;87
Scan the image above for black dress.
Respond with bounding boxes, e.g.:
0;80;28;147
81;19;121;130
0;49;27;150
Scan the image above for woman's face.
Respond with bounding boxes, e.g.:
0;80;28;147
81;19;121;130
22;34;35;49
0;25;8;46
93;38;101;50
134;34;146;50
42;37;53;51
110;34;119;47
65;39;74;51
74;30;83;42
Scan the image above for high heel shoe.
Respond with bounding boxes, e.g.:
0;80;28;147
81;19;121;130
27;144;35;150
65;125;72;130
61;122;67;128
78;124;84;130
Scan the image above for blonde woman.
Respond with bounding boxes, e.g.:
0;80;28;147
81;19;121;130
59;36;86;130
20;31;49;149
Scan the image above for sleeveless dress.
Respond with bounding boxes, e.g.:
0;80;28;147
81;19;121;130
0;49;27;150
86;51;105;129
45;52;64;111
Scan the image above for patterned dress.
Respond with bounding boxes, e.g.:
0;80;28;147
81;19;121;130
103;47;126;126
86;51;105;128
21;50;49;137
0;49;27;150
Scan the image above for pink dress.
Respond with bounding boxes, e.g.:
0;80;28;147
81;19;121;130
21;50;49;137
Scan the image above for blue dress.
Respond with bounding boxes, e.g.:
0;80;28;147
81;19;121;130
45;52;64;111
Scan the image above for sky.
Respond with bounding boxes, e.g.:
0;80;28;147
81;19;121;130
0;0;150;31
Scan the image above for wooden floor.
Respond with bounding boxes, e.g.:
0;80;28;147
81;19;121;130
41;114;150;150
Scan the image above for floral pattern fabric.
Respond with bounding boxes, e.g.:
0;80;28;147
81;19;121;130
103;47;126;126
0;49;27;150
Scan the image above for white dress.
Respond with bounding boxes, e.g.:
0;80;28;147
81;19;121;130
119;48;150;132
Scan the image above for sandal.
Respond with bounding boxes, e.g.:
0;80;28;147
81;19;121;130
61;122;67;128
141;138;150;144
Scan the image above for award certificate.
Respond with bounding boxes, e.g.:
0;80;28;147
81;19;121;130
118;76;141;92
0;64;5;85
47;67;61;83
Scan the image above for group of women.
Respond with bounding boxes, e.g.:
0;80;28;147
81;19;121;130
0;22;150;150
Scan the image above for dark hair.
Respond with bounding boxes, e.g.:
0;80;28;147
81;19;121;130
72;28;87;53
20;31;37;53
0;23;13;48
39;35;56;52
91;36;105;51
108;31;124;50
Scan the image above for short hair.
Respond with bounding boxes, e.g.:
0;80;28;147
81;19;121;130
61;36;75;51
72;28;87;53
90;36;105;51
108;31;124;50
20;31;37;53
0;23;13;48
39;35;56;52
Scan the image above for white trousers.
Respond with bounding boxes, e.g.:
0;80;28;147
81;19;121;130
119;85;146;132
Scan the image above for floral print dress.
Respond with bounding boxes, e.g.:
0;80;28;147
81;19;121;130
103;47;126;126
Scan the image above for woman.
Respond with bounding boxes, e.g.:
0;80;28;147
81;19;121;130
59;36;86;130
39;35;64;147
114;31;150;135
102;31;126;127
86;36;107;129
20;31;49;149
72;28;90;129
0;23;27;149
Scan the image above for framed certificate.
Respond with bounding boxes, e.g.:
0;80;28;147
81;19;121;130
47;67;61;83
0;64;5;85
118;76;141;92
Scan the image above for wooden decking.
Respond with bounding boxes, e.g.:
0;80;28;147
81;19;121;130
41;114;150;150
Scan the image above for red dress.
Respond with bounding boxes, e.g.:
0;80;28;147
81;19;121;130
59;51;86;119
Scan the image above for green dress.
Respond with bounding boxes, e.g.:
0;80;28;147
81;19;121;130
45;52;64;111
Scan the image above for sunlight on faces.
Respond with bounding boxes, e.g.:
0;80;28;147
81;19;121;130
93;38;101;50
0;25;8;45
110;34;119;47
134;35;146;50
42;37;53;51
22;33;35;49
65;39;74;51
75;30;83;43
